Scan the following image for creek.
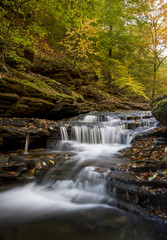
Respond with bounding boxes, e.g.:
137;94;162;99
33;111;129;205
0;111;166;240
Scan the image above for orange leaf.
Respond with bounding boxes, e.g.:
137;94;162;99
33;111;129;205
29;169;35;175
49;160;54;165
126;192;130;201
9;172;16;175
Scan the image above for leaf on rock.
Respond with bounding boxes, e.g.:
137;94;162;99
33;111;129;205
148;172;158;181
29;169;35;175
126;191;130;201
49;160;54;165
9;172;16;175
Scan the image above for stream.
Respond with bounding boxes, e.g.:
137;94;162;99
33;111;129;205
0;111;166;240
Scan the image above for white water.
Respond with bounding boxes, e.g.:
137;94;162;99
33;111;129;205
0;111;157;224
24;132;30;154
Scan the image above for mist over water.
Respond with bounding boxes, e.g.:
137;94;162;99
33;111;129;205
0;111;165;240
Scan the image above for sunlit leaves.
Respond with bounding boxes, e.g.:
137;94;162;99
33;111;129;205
60;18;99;69
96;57;148;99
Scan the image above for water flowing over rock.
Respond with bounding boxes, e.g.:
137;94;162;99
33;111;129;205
0;111;167;240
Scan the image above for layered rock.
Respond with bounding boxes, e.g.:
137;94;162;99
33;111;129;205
0;118;61;152
0;72;86;120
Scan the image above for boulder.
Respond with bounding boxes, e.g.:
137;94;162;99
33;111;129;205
152;95;167;126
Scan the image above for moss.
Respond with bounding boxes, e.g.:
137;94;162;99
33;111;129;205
5;51;32;70
152;99;167;114
1;76;65;100
71;91;84;103
0;70;86;109
2;77;20;84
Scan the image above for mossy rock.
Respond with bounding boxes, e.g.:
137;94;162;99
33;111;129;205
0;93;19;102
0;71;87;119
5;52;32;70
152;96;167;126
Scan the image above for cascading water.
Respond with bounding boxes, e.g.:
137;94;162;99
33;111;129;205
70;124;127;144
0;111;164;240
24;132;30;154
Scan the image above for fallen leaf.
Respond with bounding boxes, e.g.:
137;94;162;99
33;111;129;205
155;206;163;215
126;192;130;201
148;172;158;181
29;169;35;175
49;160;54;165
35;162;42;169
135;175;143;180
9;172;16;175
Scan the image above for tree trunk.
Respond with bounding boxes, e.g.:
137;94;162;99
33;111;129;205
151;54;157;102
108;25;113;58
0;40;8;72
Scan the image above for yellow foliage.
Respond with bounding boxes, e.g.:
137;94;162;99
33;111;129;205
96;58;148;99
60;18;99;68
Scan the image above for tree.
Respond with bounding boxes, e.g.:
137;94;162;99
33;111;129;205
93;0;148;99
143;0;167;100
60;18;99;70
0;0;38;71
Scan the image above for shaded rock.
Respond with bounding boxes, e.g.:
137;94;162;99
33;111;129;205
0;118;61;152
0;172;20;181
26;160;36;170
3;163;27;173
152;95;167;126
24;46;35;62
8;155;26;163
0;92;19;102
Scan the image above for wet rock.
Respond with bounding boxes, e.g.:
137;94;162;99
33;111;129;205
0;172;20;181
0;118;61;152
115;129;167;220
26;160;36;170
3;163;27;173
8;155;26;163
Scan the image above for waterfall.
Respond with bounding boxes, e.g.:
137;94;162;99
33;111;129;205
64;124;130;144
60;126;69;141
81;115;99;122
81;114;116;122
0;111;162;240
60;112;157;145
24;132;30;154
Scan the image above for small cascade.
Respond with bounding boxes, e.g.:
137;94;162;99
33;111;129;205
81;114;116;122
61;111;157;145
60;126;69;141
71;124;128;144
24;132;30;154
81;115;99;122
